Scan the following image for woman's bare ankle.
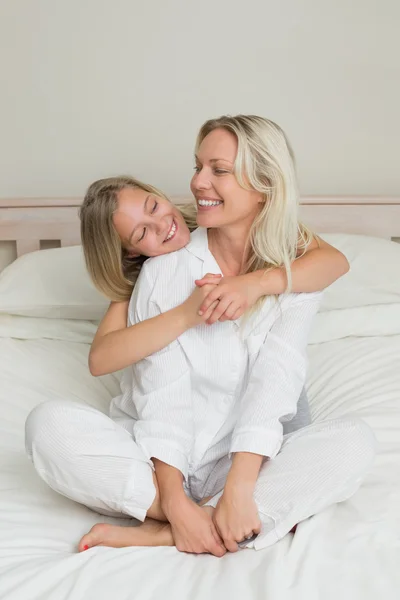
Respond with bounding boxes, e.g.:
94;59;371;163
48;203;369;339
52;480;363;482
145;473;169;521
146;503;168;522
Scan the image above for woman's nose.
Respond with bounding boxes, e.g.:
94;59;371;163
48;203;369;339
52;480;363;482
194;169;212;191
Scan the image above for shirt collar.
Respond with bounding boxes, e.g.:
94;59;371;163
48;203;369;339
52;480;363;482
185;227;223;277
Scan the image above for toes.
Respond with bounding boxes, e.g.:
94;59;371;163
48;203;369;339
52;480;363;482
78;536;91;553
78;523;109;552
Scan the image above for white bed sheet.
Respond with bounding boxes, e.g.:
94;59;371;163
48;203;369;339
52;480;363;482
0;315;399;600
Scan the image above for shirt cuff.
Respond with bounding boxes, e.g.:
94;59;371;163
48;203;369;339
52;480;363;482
230;430;283;459
138;440;189;480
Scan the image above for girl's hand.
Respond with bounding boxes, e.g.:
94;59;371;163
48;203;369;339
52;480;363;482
164;495;226;557
195;272;265;324
180;283;220;329
213;487;261;553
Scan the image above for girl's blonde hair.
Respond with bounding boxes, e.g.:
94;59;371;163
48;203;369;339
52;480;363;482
79;175;197;301
195;115;315;292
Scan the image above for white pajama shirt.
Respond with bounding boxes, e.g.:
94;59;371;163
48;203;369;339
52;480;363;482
25;227;376;549
111;227;322;498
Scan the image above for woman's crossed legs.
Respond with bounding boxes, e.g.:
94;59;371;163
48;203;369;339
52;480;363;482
25;400;375;553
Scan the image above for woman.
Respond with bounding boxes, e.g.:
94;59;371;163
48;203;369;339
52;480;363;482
25;115;374;557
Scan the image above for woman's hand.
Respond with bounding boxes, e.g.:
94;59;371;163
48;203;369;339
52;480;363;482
163;495;226;557
213;487;261;553
180;283;220;328
195;272;265;324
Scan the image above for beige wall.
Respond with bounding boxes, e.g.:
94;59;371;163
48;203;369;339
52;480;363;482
0;0;399;198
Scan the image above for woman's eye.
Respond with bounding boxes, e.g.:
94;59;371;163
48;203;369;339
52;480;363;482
193;166;228;174
151;201;158;214
138;228;146;242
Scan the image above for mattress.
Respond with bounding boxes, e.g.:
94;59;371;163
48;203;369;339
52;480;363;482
0;315;399;600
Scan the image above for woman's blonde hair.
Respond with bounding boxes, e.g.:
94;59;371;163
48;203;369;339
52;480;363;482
195;115;315;292
79;175;197;301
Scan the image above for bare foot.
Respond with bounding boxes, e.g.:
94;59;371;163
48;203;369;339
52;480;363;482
78;518;174;552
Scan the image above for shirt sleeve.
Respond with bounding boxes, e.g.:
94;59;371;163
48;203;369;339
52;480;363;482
129;264;192;479
230;293;322;459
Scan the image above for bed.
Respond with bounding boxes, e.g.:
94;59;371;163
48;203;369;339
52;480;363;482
0;196;399;600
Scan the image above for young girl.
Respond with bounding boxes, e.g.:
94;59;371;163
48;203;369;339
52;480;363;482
26;116;374;557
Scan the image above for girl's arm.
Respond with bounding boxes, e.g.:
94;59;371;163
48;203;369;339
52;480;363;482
90;237;347;376
89;285;218;377
196;236;349;323
261;235;349;294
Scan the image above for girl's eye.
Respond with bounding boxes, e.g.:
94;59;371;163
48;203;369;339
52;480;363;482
138;228;146;242
193;166;201;173
151;201;158;214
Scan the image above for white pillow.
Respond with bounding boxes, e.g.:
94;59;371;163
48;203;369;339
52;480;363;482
0;245;108;320
309;303;400;344
318;234;400;311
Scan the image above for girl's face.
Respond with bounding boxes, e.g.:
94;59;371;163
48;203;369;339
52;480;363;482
113;187;190;257
190;128;263;230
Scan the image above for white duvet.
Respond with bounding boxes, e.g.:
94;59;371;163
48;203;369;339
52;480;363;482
0;302;399;599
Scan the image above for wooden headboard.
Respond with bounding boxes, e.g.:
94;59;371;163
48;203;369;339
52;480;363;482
0;196;399;258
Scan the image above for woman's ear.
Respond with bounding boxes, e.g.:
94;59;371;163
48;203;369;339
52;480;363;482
257;192;266;204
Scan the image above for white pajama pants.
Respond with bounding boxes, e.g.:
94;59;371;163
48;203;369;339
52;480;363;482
25;400;376;551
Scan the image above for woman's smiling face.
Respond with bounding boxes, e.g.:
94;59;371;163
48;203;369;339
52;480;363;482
190;127;263;230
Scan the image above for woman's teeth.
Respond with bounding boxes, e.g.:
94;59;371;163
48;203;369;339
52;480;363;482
197;199;223;207
165;220;177;241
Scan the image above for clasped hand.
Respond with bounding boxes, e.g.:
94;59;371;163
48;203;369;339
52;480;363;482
165;489;261;557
